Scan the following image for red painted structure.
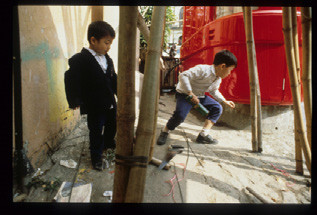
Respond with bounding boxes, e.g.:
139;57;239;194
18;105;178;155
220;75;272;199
180;6;303;105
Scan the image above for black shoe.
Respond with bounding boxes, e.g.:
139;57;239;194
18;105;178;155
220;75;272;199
157;131;169;145
93;161;104;171
196;133;218;144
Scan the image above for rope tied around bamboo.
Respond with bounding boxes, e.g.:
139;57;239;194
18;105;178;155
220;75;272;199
115;154;148;168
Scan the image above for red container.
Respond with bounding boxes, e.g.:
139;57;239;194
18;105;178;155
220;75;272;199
181;6;303;105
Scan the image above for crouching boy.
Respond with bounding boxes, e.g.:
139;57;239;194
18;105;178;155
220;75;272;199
157;50;237;145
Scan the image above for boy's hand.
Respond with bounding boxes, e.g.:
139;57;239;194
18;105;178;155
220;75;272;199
223;100;235;109
188;92;199;104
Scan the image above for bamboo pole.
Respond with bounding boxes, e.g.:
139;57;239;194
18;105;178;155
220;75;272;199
253;19;263;153
149;59;161;161
91;6;104;21
149;9;166;161
137;10;165;71
243;7;259;152
149;83;160;161
301;7;312;149
282;7;311;176
112;6;138;203
125;6;166;203
291;7;304;174
256;88;263;152
246;187;269;203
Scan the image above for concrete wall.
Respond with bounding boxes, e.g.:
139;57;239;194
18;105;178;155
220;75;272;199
17;6;119;168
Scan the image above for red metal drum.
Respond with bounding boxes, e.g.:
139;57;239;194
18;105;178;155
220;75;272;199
181;6;303;105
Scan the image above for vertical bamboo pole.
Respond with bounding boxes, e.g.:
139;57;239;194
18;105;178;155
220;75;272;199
256;88;262;152
149;9;166;161
149;72;161;161
137;10;166;71
291;7;303;174
91;6;104;21
301;7;312;149
253;16;263;153
243;7;259;152
112;6;138;203
282;7;311;176
125;6;166;203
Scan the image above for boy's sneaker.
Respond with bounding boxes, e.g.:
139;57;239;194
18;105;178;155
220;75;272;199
196;133;218;144
157;131;169;145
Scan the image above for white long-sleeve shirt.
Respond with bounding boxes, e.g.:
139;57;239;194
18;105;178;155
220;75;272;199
176;64;226;102
85;47;108;73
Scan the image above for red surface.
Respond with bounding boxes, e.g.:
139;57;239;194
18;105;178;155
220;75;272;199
181;7;303;105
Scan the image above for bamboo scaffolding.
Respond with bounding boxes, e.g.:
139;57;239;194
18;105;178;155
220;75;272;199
291;7;304;174
301;7;312;149
137;11;165;71
91;6;104;21
282;7;311;176
112;6;138;203
244;7;262;152
149;77;160;161
149;9;166;161
125;6;166;203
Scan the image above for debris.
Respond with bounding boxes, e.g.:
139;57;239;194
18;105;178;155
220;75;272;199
32;168;44;178
54;182;92;202
246;187;269;203
103;191;113;202
13;193;28;202
103;159;110;169
79;169;86;174
159;145;184;170
54;182;70;202
164;172;184;203
26;176;61;191
69;183;92;202
60;159;77;169
150;157;171;170
270;163;296;187
109;170;115;174
305;179;311;187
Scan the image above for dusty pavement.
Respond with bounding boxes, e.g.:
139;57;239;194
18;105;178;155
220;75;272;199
15;92;311;204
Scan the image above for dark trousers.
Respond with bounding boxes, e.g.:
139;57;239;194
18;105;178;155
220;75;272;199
87;108;116;165
166;92;223;131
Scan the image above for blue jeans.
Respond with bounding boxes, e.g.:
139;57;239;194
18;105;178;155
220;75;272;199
87;108;116;165
166;92;223;131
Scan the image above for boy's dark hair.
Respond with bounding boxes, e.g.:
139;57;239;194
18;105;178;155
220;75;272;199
87;21;115;44
213;50;237;68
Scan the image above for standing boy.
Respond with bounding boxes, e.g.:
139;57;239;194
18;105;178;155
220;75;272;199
157;50;237;145
67;21;117;171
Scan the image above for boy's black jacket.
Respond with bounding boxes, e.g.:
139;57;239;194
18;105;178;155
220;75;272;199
66;48;117;114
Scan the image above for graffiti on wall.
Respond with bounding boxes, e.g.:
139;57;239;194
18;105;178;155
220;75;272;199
21;41;74;124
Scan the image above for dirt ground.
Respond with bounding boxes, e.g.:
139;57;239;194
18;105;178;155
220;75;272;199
14;93;311;204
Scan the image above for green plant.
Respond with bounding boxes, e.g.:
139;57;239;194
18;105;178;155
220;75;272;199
26;176;62;192
139;6;176;50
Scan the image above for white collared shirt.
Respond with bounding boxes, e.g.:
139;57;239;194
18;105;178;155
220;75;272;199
85;47;108;73
176;64;225;102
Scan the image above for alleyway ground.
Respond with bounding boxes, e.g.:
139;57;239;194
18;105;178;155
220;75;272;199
17;92;311;204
